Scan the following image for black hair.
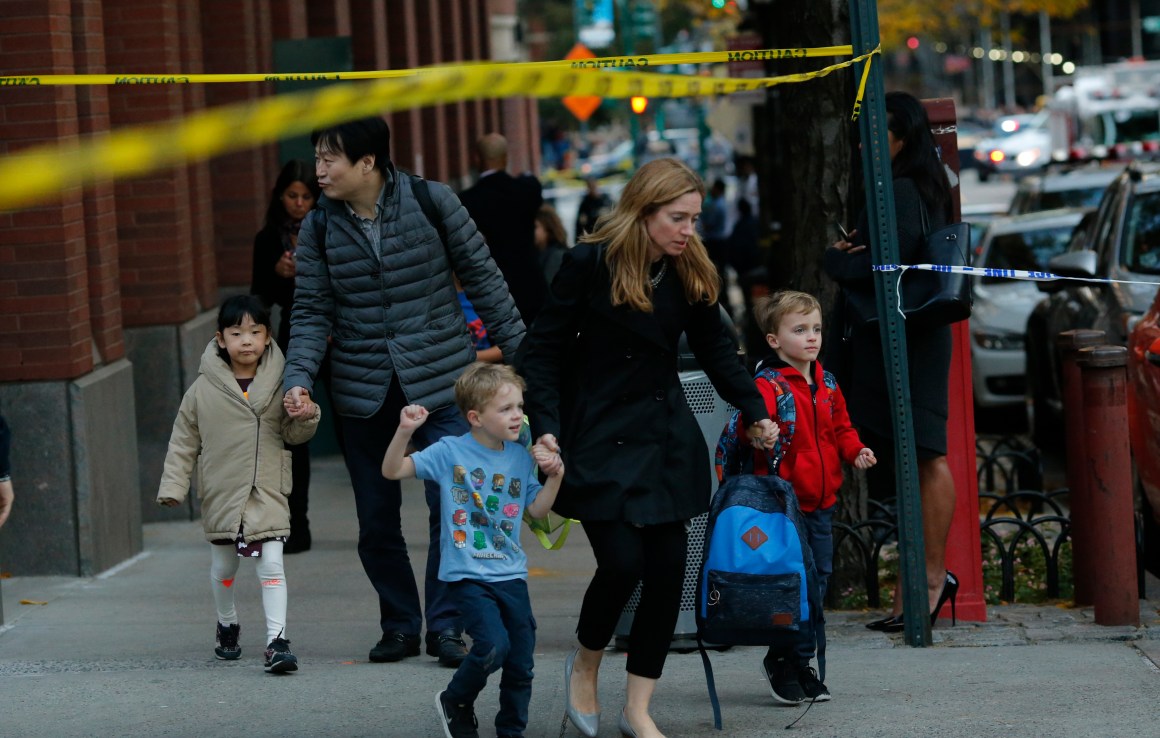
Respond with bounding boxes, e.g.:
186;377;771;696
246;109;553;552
215;295;272;364
885;91;951;215
261;159;320;234
310;117;392;174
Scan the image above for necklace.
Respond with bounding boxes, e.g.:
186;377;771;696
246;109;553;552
649;258;668;288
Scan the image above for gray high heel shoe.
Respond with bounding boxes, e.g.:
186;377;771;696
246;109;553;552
564;648;600;738
618;708;638;738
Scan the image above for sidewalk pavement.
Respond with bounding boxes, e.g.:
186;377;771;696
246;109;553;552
2;455;1158;738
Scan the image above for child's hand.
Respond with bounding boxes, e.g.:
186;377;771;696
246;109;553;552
284;388;311;416
399;404;429;431
854;447;877;469
746;419;780;450
157;497;181;507
285;391;315;419
532;444;564;478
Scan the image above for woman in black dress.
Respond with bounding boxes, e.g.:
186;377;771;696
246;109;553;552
824;92;959;631
521;158;776;738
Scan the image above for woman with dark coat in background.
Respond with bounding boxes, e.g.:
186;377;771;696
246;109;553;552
251;159;321;554
823;91;959;632
521;158;776;738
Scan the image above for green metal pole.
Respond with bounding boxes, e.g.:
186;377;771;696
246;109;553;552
848;0;931;647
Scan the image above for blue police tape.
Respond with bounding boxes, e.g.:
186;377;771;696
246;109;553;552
869;262;1160;321
872;262;1160;287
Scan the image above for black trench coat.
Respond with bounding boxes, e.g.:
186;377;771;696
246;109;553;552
521;242;768;524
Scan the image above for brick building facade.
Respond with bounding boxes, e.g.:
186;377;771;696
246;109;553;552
0;0;539;577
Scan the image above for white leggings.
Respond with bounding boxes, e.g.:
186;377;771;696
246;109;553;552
210;541;287;643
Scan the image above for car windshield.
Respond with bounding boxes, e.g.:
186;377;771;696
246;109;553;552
1122;190;1160;274
1037;186;1108;211
982;224;1078;283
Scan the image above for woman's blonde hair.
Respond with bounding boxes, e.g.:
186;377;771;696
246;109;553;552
580;157;717;312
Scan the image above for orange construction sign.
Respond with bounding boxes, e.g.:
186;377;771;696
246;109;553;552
562;43;602;122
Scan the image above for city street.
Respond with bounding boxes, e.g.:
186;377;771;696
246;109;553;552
2;456;1158;737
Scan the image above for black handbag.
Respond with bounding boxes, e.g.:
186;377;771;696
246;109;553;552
845;200;972;331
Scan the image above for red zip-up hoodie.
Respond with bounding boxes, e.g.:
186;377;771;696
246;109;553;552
748;357;866;513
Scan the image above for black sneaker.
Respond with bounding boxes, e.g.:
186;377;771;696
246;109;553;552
369;631;421;663
214;622;240;660
760;654;805;705
264;637;298;673
426;629;468;668
795;662;831;702
435;690;479;738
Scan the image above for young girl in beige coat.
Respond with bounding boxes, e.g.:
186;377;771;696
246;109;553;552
158;295;319;673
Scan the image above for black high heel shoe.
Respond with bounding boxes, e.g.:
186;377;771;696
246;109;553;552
881;571;959;633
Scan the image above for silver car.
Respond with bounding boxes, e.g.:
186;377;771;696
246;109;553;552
971;208;1091;407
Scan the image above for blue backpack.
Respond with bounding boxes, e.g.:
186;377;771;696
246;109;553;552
697;460;825;729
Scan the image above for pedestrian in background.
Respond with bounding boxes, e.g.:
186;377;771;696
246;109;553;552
824;91;959;633
158;295;319;673
382;363;563;738
533;204;569;285
574;176;611;238
284;117;525;668
520;158;777;738
251;159;322;554
460;133;547;325
0;412;13;530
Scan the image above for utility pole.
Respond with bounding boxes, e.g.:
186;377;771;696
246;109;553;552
1040;11;1054;98
849;0;931;647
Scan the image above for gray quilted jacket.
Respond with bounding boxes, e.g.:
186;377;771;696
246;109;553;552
284;167;526;417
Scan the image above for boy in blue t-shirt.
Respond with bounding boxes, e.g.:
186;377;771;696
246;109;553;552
382;362;563;738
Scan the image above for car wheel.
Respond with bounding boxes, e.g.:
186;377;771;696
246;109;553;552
978;168;990;183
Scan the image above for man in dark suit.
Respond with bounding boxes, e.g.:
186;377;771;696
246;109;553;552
460;133;547;326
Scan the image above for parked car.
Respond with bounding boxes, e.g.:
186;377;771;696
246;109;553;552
1126;285;1160;577
970;208;1091;407
962;202;1008;251
974;112;1052;182
1007;163;1123;215
576;140;633;179
1024;162;1160;447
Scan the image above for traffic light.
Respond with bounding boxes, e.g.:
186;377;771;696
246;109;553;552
630;96;648;114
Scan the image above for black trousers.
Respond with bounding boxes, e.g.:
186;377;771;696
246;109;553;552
576;520;687;679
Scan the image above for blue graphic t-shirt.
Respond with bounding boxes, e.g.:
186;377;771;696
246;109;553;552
412;433;542;583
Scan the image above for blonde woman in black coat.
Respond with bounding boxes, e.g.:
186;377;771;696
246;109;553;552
521;158;777;738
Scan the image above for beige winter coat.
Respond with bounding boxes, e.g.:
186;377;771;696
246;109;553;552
158;339;319;543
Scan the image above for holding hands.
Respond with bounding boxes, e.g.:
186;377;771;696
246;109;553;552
532;443;564;478
854;447;877;470
283;386;317;419
745;419;781;450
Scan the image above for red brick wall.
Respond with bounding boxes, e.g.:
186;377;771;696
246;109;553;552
201;0;268;288
70;0;125;364
441;1;470;182
103;0;197;326
176;0;217;311
271;0;309;40
414;2;449;183
386;0;424;175
0;1;95;381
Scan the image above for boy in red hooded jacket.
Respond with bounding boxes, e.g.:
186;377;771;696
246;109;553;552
748;291;876;706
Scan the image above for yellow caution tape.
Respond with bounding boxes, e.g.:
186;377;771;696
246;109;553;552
0;47;878;211
0;46;855;86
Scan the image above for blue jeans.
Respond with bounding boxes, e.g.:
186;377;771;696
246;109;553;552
765;503;833;665
446;579;536;738
340;380;468;635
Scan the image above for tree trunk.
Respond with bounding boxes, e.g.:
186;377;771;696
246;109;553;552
753;1;868;607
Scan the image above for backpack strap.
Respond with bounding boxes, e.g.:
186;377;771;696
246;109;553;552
409;173;451;261
697;637;724;730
